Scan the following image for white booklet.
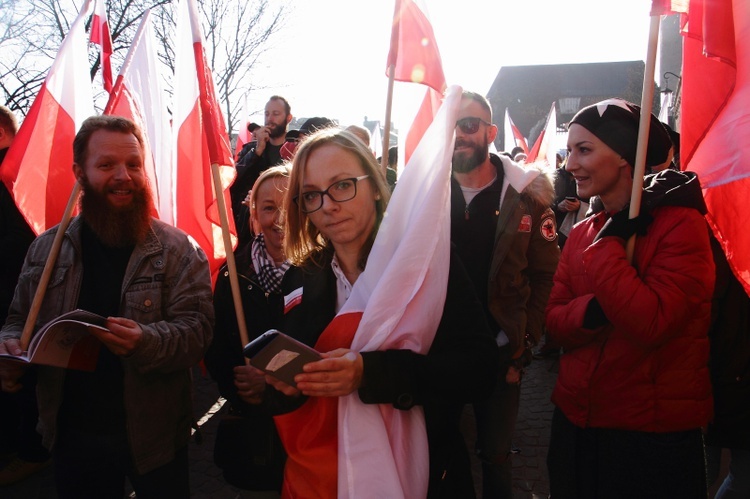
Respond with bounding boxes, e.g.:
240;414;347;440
0;309;108;371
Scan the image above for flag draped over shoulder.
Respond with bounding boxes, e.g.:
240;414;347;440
504;108;529;155
104;10;173;224
336;85;460;498
527;102;557;167
0;0;94;235
678;0;750;294
90;0;114;93
387;0;446;163
274;86;461;499
173;0;236;280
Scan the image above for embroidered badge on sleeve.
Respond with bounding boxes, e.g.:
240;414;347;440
540;216;557;241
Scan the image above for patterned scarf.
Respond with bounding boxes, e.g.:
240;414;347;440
250;232;290;294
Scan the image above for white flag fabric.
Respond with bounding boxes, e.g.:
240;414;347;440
104;10;174;224
336;85;462;499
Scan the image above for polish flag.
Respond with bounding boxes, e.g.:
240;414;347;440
504;108;529;154
387;0;447;164
527;102;557;167
104;10;173;224
678;0;750;294
173;0;237;280
274;86;461;499
234;121;251;161
0;0;94;235
90;0;114;93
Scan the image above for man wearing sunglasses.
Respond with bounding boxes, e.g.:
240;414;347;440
450;91;560;499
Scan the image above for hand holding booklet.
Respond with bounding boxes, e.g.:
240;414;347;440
243;329;322;387
0;309;107;371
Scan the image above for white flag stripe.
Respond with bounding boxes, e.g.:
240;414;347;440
46;0;95;129
338;85;462;499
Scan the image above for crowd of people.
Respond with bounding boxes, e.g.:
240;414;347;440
0;89;746;499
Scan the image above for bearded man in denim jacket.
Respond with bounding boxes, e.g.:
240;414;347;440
0;116;213;498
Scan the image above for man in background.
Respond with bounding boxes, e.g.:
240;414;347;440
450;91;559;498
0;105;50;485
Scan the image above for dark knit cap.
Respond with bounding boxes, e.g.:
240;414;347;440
569;98;673;168
299;117;336;136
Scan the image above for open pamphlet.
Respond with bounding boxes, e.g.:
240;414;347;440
243;329;322;387
0;309;107;371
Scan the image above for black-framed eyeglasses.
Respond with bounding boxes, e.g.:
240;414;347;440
456;117;492;135
293;175;370;213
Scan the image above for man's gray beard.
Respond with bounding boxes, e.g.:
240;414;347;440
452;145;487;174
79;179;153;248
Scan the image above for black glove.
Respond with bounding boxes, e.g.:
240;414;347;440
582;297;609;329
594;209;653;242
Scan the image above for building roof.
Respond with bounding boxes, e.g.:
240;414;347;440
486;60;659;150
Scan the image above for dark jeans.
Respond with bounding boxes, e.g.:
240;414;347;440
53;427;189;499
473;368;520;499
547;407;707;499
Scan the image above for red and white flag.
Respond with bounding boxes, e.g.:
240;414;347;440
0;0;94;235
104;10;173;224
386;0;446;164
504;108;529;154
173;0;236;280
90;0;114;93
527;102;557;167
274;86;461;499
677;0;750;294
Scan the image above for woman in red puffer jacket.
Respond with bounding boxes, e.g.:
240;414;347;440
545;99;714;499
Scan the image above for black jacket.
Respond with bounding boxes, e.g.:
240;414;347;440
706;234;750;450
0;147;36;325
205;244;283;411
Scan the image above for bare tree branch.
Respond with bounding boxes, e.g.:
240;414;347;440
2;0;289;127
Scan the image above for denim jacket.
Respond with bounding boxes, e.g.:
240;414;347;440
0;216;214;473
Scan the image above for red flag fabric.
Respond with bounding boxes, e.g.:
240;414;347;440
526;102;557;167
504;108;529;154
103;10;173;224
387;0;447;164
0;0;94;235
90;0;114;93
680;0;750;294
173;0;236;281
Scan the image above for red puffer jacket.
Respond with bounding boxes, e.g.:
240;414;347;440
545;204;714;432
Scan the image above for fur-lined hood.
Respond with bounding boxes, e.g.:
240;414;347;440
491;153;555;209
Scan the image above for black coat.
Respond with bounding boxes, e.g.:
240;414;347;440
270;247;499;498
205;245;283;411
706;235;750;450
0;147;36;325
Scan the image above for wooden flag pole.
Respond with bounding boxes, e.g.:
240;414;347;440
626;14;661;263
20;182;81;350
210;163;251;364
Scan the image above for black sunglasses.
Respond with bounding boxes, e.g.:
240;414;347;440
456;117;492;134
